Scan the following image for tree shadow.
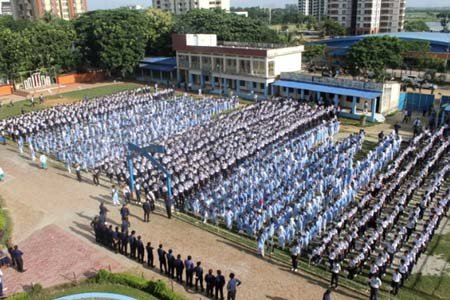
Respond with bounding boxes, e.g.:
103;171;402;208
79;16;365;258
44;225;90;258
265;296;289;300
89;195;111;204
27;162;41;169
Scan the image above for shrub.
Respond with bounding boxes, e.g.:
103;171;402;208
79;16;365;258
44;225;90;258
147;280;185;300
93;270;185;300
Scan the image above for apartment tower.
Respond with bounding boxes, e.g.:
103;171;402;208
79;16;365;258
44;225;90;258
11;0;87;20
153;0;230;14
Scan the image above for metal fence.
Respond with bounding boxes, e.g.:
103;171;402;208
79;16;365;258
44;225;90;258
398;92;435;112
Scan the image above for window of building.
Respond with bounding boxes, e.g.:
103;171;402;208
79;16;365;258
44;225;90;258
202;56;212;70
252;61;265;76
178;55;189;68
226;58;237;74
191;56;200;70
239;60;251;74
268;61;275;76
214;57;223;72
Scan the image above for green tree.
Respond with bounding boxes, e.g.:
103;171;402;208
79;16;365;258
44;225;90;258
22;21;77;73
437;12;449;32
0;28;32;81
144;8;174;55
347;36;405;82
74;9;150;77
404;20;429;32
318;18;346;37
173;9;282;43
303;44;326;64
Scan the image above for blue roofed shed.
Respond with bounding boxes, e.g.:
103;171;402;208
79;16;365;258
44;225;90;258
136;57;177;84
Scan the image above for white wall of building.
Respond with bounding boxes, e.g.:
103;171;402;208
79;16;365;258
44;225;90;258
186;34;217;47
273;53;302;76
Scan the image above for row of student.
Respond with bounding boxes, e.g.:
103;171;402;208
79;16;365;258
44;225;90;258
92;217;242;300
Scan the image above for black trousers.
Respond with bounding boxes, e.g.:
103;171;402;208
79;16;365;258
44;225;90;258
147;254;154;267
93;175;99;185
166;204;172;219
130;246;136;259
195;276;204;291
144;212;150;222
168;264;175;278
215;286;224;300
138;251;144;263
291;254;298;270
186;271;194;286
331;273;339;287
159;259;167;273
206;284;214;297
391;281;399;295
121;242;128;255
76;171;82;181
370;288;379;300
15;257;24;272
176;268;183;283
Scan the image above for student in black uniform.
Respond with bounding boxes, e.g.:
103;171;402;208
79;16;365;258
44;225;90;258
194;261;204;292
136;236;145;263
129;230;137;259
214;270;225;300
121;230;129;255
205;269;215;297
143;200;151;222
157;244;167;274
146;242;154;267
175;254;184;283
166;249;175;278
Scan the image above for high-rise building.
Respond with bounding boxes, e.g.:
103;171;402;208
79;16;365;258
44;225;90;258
327;0;405;35
11;0;87;20
0;0;12;15
152;0;230;14
379;0;406;33
298;0;328;20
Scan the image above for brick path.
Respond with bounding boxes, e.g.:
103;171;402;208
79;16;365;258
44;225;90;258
2;225;124;296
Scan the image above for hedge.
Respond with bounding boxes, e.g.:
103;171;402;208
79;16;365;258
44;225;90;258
92;269;185;300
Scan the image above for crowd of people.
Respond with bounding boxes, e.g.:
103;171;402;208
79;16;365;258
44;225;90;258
92;207;242;300
307;126;449;299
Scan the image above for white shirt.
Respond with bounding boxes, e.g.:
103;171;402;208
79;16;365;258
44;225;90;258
370;277;382;289
392;272;401;283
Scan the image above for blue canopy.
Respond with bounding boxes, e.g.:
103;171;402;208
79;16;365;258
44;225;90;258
141;65;175;72
273;80;381;99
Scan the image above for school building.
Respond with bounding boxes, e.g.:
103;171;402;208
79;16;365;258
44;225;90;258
272;72;401;122
172;33;305;100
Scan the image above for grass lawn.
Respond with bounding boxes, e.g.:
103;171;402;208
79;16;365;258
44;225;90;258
405;11;440;23
0;196;12;246
426;231;450;263
338;117;378;127
399;273;450;300
46;82;142;101
0;83;142;120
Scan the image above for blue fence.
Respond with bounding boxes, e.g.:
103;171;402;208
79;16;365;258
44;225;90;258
398;93;435;112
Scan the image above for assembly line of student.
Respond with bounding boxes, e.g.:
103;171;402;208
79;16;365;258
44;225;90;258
1;85;449;300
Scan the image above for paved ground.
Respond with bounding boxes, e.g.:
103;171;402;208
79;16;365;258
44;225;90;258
2;225;125;296
0;143;364;300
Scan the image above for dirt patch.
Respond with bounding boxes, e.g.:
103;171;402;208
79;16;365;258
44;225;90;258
42;97;78;107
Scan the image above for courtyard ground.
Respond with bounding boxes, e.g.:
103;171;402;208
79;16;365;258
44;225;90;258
0;86;448;299
0;142;363;300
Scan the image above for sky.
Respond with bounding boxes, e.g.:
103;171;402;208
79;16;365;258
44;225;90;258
88;0;450;11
